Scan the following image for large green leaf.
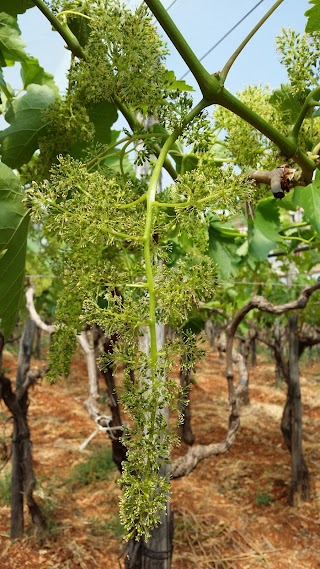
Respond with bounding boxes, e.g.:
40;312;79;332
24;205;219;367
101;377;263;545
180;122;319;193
0;162;29;341
101;148;135;177
0;84;57;168
0;66;13;101
269;84;303;124
292;170;320;235
305;0;320;32
0;1;34;16
67;13;91;47
0;12;26;65
169;150;198;175
87;100;118;145
208;219;244;278
21;56;58;93
248;197;283;259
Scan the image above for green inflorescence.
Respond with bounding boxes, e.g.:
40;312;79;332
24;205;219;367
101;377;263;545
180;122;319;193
214;85;284;171
276;28;320;97
26;0;258;541
65;0;168;114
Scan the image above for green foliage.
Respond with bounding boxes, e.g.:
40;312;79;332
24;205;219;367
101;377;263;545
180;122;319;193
292;172;320;236
213;86;282;170
255;491;273;506
61;5;92;48
208;218;244;279
66;446;115;489
0;472;11;506
27;132;227;537
0;84;57;168
119;364;174;540
37;99;95;175
305;0;320;33
117;333;202;540
269;85;303;125
0;162;29;341
2;0;320;544
155;257;218;327
35;94;119;178
20;55;58;92
87;101;118;145
248;197;284;259
159;92;212;151
0;1;34;16
0;12;26;65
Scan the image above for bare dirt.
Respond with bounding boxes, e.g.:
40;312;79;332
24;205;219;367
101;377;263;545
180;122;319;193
1;345;320;569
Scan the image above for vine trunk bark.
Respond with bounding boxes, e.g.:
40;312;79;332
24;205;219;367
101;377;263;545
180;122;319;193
101;336;127;472
0;321;46;539
178;354;194;446
281;314;310;505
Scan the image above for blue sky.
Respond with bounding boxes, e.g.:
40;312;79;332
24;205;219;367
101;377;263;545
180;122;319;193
163;0;306;94
5;0;308;97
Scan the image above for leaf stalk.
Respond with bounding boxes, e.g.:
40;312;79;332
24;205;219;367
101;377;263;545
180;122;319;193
220;0;285;83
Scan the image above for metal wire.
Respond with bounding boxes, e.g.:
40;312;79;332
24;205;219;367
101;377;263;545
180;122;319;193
166;0;179;10
180;0;266;79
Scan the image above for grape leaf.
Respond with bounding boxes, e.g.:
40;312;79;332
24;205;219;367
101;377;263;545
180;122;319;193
0;84;57;168
0;162;29;341
21;55;58;93
164;70;194;92
208;219;243;278
269;84;303;124
305;0;320;33
0;66;13;101
67;14;91;47
87;100;118;145
0;1;34;16
248;197;283;258
0;12;26;65
101;148;135;177
292;171;320;235
170;150;198;175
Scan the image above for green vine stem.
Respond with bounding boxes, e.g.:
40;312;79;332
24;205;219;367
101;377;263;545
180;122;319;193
32;0;85;59
220;0;285;83
86;135;131;170
118;133;168;184
101;226;145;242
118;194;147;210
143;98;209;378
114;95;178;180
56;10;92;20
143;0;316;180
279;221;309;232
143;0;216;98
290;86;320;143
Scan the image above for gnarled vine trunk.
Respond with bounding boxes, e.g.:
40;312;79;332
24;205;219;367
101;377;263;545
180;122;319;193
101;335;127;473
281;314;310;505
0;324;46;539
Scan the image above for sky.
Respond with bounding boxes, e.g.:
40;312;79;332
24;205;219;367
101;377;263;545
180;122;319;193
4;0;308;98
162;0;306;94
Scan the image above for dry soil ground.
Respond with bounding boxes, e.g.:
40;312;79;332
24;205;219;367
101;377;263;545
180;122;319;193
1;345;320;569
